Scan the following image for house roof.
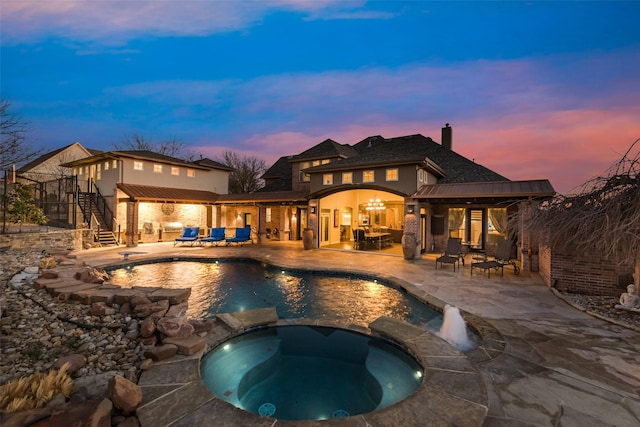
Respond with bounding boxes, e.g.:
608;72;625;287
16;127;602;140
117;183;220;204
290;139;358;162
413;180;556;202
260;156;294;192
216;190;308;204
305;134;507;183
190;157;234;172
62;150;227;171
18;142;100;173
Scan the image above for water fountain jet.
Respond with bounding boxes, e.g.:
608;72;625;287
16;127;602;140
439;304;473;351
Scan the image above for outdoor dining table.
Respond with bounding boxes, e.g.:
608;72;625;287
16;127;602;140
364;232;393;249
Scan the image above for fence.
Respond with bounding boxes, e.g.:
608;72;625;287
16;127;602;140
1;170;78;233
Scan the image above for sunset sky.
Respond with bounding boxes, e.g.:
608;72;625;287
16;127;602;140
2;1;639;193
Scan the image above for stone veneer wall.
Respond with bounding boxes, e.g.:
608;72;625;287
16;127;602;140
0;229;85;252
539;244;632;296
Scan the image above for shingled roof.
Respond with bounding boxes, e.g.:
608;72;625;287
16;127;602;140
290;138;358;162
259;156;294;192
306;134;507;184
18;142;101;173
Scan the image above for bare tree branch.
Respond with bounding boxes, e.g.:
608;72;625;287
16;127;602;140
0;99;40;170
216;150;266;194
517;138;640;287
113;133;193;159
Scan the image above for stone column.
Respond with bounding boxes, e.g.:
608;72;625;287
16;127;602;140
126;201;139;247
257;205;267;243
402;199;419;259
307;199;319;249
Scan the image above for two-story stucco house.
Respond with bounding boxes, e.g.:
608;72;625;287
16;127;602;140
63;150;232;246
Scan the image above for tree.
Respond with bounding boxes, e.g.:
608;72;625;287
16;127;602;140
216;150;266;194
520;138;640;291
113;133;193;159
0;99;40;171
3;183;47;232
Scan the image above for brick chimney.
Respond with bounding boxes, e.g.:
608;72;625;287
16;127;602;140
441;123;452;150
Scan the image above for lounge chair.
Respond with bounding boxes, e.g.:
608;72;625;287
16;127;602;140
200;227;226;246
174;226;200;246
470;257;503;277
436;237;465;271
494;238;520;275
470;238;520;277
225;227;253;245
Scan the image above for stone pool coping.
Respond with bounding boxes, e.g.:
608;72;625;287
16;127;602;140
135;307;489;426
100;255;506;366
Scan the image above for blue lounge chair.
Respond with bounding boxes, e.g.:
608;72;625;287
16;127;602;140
200;227;226;246
225;227;253;245
174;226;200;246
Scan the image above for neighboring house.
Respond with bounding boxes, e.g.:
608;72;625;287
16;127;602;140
13;142;101;228
17;142;99;182
62;151;232;246
219;125;555;272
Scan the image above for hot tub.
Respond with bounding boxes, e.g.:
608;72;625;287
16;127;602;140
201;325;423;421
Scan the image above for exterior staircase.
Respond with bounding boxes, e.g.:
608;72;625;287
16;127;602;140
77;190;119;247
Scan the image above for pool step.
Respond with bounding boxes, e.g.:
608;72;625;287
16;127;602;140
366;345;422;410
201;336;281;407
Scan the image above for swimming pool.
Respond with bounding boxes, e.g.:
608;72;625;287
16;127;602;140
201;325;423;420
106;258;441;327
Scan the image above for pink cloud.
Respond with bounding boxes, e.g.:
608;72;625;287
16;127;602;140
455;108;640;193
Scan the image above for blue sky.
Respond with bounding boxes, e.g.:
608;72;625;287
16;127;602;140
2;1;639;193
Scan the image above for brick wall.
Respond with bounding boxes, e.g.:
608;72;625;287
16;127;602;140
539;244;632;296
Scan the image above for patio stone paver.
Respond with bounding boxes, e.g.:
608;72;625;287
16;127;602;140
75;241;640;426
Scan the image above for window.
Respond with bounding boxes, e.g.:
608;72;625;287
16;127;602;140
84;166;88;174
187;169;195;177
104;161;109;171
363;170;375;183
299;161;311;182
112;160;117;169
153;164;163;173
266;207;272;222
171;167;180;176
96;164;101;180
133;161;143;171
448;208;466;240
323;173;333;185
386;168;398;181
342;172;352;184
73;168;77;175
77;167;82;176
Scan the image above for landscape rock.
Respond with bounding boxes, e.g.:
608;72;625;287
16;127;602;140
54;354;86;373
143;344;178;361
156;316;194;338
108;375;143;413
133;300;170;318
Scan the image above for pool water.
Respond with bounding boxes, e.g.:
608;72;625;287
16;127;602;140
201;325;423;420
107;259;440;327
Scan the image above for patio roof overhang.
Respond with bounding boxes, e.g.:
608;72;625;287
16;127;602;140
215;190;309;205
412;180;556;205
117;183;220;204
